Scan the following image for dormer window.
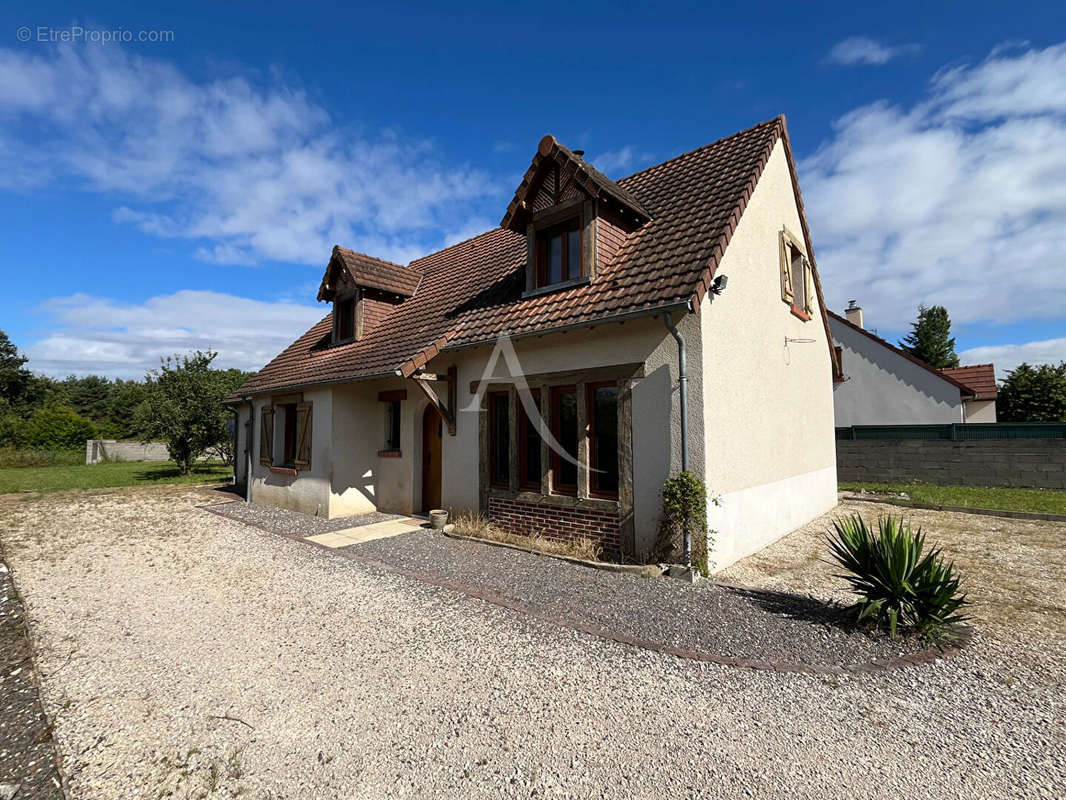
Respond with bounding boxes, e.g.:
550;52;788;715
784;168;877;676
334;294;356;343
536;216;582;288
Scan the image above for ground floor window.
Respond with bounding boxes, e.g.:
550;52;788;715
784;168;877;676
518;389;542;490
384;400;401;451
489;391;510;488
588;382;619;498
550;385;578;495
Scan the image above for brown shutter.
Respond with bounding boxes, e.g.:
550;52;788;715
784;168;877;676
803;258;814;316
294;402;312;469
779;233;794;304
259;408;274;466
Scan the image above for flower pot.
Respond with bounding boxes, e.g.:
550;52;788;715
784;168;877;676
429;509;449;530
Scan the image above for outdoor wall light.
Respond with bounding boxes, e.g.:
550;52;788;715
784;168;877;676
711;274;729;295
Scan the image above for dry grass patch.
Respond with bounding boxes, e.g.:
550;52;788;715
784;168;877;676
449;511;603;562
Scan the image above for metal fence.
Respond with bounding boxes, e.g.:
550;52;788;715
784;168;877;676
835;423;1066;441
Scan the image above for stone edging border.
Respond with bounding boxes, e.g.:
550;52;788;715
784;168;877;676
198;501;971;676
842;493;1066;523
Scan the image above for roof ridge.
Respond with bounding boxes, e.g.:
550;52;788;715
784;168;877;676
617;115;784;185
332;244;408;271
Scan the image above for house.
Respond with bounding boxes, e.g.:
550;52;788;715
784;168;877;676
830;303;996;425
226;116;839;569
941;364;998;422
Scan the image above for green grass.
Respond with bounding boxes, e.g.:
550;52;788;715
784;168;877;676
0;460;232;494
840;481;1066;516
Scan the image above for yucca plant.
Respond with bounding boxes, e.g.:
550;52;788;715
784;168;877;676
827;514;969;640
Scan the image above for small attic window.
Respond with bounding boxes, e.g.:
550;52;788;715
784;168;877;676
335;296;356;342
536;216;582;288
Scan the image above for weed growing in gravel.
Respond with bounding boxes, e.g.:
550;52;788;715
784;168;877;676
827;513;970;642
450;511;603;561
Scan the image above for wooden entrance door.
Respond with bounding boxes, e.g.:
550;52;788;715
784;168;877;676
421;405;443;511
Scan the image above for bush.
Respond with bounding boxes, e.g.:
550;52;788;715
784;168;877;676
655;471;716;574
827;514;969;640
21;404;96;451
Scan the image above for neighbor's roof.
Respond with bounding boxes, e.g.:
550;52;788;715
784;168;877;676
942;364;998;399
828;310;977;398
231;115;836;399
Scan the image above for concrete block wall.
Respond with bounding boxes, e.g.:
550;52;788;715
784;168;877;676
837;439;1066;490
85;439;171;465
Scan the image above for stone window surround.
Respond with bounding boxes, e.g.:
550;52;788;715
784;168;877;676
475;362;639;551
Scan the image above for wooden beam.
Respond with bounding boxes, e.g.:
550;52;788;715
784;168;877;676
410;365;457;436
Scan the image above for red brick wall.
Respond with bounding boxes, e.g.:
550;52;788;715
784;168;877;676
487;496;622;554
596;212;629;272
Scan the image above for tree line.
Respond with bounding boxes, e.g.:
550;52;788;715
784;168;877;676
0;330;251;472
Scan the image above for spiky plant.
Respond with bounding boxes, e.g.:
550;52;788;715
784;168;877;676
827;514;969;640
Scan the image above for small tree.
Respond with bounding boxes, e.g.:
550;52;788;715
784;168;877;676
136;351;243;474
22;405;97;451
899;305;960;368
0;329;32;409
998;362;1066;422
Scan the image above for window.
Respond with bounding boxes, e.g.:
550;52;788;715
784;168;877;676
489;391;510;488
550;385;578;495
281;403;298;466
536;217;582;288
790;247;806;313
384;400;401;451
518;389;542;490
587;382;619;498
335;296;355;342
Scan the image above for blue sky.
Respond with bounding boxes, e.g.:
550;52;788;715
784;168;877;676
1;1;1064;379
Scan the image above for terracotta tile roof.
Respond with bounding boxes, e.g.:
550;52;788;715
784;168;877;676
828;310;978;398
323;246;422;298
942;364;998;399
231;116;837;399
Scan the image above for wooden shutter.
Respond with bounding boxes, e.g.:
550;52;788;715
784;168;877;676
803;257;814;316
259;408;274;466
779;233;794;304
294;402;312;469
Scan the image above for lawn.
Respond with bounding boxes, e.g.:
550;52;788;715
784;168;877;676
0;460;232;494
839;481;1066;516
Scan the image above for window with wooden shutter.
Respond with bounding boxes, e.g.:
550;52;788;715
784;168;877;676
294;402;312;469
779;231;795;305
803;258;814;317
259;408;274;466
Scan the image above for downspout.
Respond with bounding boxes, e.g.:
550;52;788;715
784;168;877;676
663;310;691;567
245;404;254;503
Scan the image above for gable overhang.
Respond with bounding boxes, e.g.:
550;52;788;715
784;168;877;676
501;135;651;233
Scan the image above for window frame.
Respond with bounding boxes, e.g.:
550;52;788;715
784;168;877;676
517;389;542;491
535;216;583;289
549;384;578;496
384;399;401;452
586;381;620;500
488;390;511;489
280;402;298;467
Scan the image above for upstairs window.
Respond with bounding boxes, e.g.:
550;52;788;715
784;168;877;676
335;296;356;342
779;229;813;320
536;218;582;288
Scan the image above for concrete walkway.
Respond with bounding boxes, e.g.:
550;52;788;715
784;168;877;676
304;518;424;548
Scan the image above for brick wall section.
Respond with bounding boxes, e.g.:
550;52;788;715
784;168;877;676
837;439;1066;490
596;213;628;273
488;496;622;554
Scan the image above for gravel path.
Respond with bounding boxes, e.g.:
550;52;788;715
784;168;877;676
1;486;1063;799
209;499;400;536
338;529;934;668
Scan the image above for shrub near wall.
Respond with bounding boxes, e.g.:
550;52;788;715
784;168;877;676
22;405;97;451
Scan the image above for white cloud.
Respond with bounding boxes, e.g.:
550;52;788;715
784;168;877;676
826;37;920;66
588;145;656;177
0;46;499;266
25;290;325;379
803;42;1066;333
960;338;1066;380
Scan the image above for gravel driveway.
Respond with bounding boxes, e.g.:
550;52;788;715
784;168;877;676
1;486;1063;799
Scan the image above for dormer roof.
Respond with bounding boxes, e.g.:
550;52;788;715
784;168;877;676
500;135;651;233
317;246;423;302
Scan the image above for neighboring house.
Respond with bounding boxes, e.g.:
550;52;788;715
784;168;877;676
226;116;839;569
941;364;998;422
830;303;985;425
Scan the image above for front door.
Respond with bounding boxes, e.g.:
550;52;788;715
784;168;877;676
421;405;443;511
